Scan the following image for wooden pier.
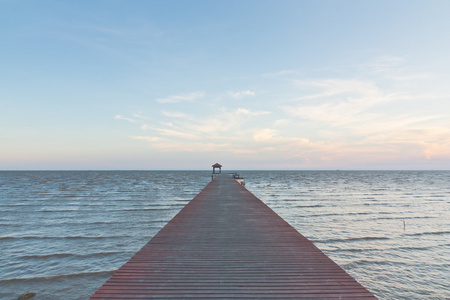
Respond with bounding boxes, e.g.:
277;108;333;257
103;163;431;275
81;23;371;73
91;174;376;299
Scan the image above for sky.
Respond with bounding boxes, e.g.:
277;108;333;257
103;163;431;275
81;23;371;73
1;0;450;170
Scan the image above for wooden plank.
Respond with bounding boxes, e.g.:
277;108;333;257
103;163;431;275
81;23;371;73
91;174;376;299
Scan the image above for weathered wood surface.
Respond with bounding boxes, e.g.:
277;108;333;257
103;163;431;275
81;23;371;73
91;174;376;299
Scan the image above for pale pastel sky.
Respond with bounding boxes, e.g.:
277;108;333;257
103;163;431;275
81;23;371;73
2;0;450;170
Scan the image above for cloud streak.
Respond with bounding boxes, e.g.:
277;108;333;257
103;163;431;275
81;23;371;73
229;90;255;99
118;107;272;153
132;136;161;142
115;115;140;123
282;78;404;127
156;92;205;103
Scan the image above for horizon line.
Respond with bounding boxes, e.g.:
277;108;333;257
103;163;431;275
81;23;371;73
1;169;450;172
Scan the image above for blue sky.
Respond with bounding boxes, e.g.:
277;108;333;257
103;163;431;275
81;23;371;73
2;0;450;170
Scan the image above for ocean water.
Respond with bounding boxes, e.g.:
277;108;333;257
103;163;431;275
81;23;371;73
0;171;449;299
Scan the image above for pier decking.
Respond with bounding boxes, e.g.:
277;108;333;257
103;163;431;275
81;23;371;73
91;174;376;299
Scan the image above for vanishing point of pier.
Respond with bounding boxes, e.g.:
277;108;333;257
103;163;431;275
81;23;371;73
91;171;376;299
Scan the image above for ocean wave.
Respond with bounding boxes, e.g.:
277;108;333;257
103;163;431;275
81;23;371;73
0;270;115;284
308;211;375;218
296;204;324;208
64;235;129;240
19;251;127;260
88;220;166;224
342;259;403;269
405;231;450;237
307;212;341;217
38;209;82;212
330;243;450;253
374;216;434;221
34;207;178;212
146;203;186;206
122;208;172;211
314;236;391;243
20;253;74;259
328;248;366;252
0;220;167;227
1;235;132;241
394;244;450;251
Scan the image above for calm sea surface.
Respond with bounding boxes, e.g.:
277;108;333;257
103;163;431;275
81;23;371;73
1;171;449;299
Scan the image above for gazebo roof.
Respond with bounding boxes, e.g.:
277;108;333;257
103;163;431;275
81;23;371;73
212;163;222;167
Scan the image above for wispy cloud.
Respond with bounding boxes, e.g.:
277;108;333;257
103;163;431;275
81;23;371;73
361;56;437;83
161;111;191;118
148;141;242;153
115;115;140;123
152;128;200;140
122;108;272;153
156;92;204;103
132;136;161;142
229;90;255;99
277;73;450;163
282;78;401;127
290;78;384;102
261;70;302;78
253;128;277;142
234;108;269;116
71;23;164;41
132;114;149;120
362;56;404;74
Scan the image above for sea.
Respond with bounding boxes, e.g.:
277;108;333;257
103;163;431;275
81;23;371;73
0;170;449;299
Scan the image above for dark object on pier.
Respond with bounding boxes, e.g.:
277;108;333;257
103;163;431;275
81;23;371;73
231;172;245;186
